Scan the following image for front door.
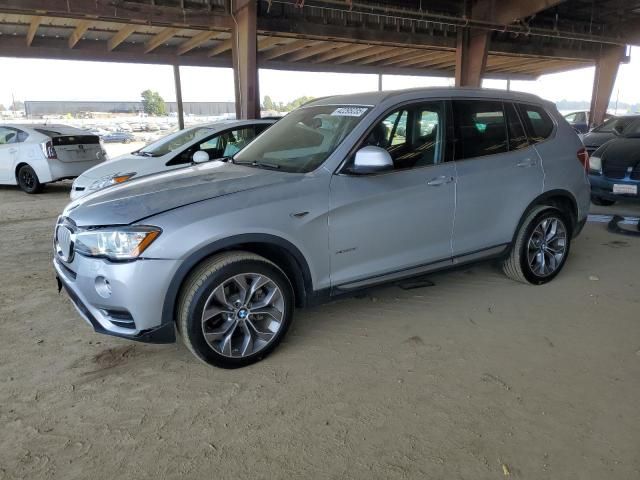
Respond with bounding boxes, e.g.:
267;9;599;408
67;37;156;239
329;102;456;289
0;127;19;182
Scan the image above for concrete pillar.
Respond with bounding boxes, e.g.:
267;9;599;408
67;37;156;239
589;46;625;128
231;0;259;119
454;28;489;87
173;64;185;130
378;74;383;91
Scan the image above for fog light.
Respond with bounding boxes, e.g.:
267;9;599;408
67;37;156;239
95;276;112;298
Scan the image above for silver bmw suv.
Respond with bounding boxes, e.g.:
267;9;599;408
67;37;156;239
54;88;590;368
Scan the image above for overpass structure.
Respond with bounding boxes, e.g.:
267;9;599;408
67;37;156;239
0;0;637;126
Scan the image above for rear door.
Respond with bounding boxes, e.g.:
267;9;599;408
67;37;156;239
0;127;20;182
451;99;544;255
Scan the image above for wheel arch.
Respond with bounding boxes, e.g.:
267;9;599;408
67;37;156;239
520;189;578;234
161;234;314;328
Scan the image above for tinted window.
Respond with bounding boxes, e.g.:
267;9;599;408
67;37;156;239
169;127;258;165
0;127;18;145
518;103;554;142
594;116;636;133
505;103;528;151
453;100;508;160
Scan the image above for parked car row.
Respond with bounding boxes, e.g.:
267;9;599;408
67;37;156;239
53;88;592;368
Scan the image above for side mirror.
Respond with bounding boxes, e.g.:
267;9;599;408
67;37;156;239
350;146;393;174
192;150;210;164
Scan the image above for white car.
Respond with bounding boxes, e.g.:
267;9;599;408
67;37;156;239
0;124;107;193
70;119;275;200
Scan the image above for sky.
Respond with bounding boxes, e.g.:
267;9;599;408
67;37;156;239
0;46;638;109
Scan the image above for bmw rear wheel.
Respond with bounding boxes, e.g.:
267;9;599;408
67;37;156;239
177;252;294;368
503;206;571;285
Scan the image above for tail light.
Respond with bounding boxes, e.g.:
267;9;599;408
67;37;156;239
577;147;589;171
41;140;58;160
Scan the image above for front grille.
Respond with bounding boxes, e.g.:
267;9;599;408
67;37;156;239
602;164;627;179
54;217;76;262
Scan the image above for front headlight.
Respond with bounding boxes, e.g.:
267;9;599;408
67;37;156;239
88;172;136;191
75;226;161;261
589;156;602;173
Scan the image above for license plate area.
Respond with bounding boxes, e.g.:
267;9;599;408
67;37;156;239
613;184;638;195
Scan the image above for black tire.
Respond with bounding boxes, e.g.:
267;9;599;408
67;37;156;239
177;251;294;368
17;164;43;194
502;206;572;285
591;195;616;206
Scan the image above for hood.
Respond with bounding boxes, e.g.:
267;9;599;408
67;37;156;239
598;138;640;164
63;161;286;226
582;131;615;148
79;153;144;181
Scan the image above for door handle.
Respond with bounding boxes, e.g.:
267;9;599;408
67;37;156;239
517;158;536;168
427;175;454;186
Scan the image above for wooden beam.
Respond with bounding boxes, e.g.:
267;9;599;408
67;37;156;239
393;51;451;68
26;16;41;47
332;45;396;65
378;49;433;67
257;36;285;51
107;24;137;51
262;39;316;60
231;0;259;119
68;20;92;49
144;27;180;54
177;30;217;55
208;38;232;56
285;42;337;62
455;29;489;87
312;43;371;63
357;48;411;65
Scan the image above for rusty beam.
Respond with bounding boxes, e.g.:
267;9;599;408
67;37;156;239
26;15;42;47
231;0;259;119
590;46;625;127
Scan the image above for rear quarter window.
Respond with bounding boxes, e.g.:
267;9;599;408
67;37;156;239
517;103;554;143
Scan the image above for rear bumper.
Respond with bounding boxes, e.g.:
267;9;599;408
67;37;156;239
47;158;106;183
589;174;640;202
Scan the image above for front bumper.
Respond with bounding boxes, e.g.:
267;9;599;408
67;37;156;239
54;255;179;343
589;174;640;202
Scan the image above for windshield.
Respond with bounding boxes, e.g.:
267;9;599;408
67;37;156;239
594;116;636;133
233;105;371;172
138;126;216;157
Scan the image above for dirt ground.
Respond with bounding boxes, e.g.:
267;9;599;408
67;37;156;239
0;182;639;480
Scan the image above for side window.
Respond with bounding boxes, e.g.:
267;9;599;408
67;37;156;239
215;127;258;157
399;102;443;169
517;103;554;143
575;112;587;124
0;127;17;145
564;113;576;123
16;129;29;143
505;103;528;151
365;109;409;155
453;100;508;160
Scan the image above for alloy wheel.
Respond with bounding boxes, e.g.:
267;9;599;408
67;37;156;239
201;273;285;358
526;217;567;277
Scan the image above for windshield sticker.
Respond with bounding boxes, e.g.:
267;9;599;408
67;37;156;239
331;107;368;117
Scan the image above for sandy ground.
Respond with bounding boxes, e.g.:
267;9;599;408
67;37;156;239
0;183;639;480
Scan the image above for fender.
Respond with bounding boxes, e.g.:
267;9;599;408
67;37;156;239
160;233;314;327
511;189;579;245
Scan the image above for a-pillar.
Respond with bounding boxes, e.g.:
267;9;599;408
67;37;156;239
454;28;489;87
231;0;260;119
589;46;625;128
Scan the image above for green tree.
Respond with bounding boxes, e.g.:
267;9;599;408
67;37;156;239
141;90;167;116
263;95;275;111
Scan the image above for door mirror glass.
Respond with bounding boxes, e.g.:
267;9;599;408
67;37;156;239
351;146;393;174
192;150;210;164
